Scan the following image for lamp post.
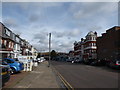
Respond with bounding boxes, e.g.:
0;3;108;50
48;33;51;67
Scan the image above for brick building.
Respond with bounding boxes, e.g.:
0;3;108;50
73;31;97;63
97;26;120;61
74;38;84;61
74;41;80;59
83;31;97;63
0;22;37;59
0;23;15;58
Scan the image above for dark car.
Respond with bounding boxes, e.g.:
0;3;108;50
83;59;95;65
4;58;24;74
66;58;73;62
107;60;120;69
90;59;106;66
0;60;11;86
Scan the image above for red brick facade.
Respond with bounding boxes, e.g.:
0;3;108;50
74;31;97;62
97;26;120;61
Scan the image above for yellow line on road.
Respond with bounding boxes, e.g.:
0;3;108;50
57;71;74;90
51;65;74;90
58;75;70;89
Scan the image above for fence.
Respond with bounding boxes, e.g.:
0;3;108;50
23;60;33;71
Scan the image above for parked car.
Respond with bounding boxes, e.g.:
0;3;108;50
0;60;11;86
66;58;72;62
33;58;38;62
40;57;46;62
83;59;95;65
3;58;24;74
37;58;41;63
73;58;79;63
90;59;106;66
107;60;120;69
71;57;82;63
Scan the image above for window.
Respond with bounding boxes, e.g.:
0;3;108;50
2;44;6;48
4;40;6;46
94;43;96;46
9;42;11;48
90;37;93;40
89;43;91;46
91;43;92;46
21;41;24;46
5;28;11;36
12;34;15;41
16;37;20;43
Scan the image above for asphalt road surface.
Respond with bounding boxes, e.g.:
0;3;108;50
51;61;119;88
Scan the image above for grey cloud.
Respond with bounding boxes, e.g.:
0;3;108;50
52;29;81;38
3;18;18;28
18;2;63;11
0;3;1;22
34;32;48;39
52;31;64;38
33;31;49;47
54;39;74;52
71;2;117;19
35;2;63;8
88;26;102;31
32;43;48;51
13;30;22;35
67;29;81;37
22;26;76;52
59;43;71;48
29;14;40;22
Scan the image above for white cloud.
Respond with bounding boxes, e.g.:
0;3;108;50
0;2;2;22
17;2;63;10
52;28;82;39
2;0;119;2
3;17;18;27
2;2;118;53
71;2;118;20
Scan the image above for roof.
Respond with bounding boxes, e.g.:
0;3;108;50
87;31;95;36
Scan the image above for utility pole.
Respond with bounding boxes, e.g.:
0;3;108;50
48;33;51;67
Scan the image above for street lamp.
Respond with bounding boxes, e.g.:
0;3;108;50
48;33;51;67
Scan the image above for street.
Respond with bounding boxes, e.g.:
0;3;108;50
51;61;119;88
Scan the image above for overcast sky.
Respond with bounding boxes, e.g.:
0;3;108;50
1;1;118;52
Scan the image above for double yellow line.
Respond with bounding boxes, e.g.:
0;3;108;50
52;66;74;90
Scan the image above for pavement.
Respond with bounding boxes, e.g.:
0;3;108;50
3;61;60;88
3;71;29;88
51;61;119;88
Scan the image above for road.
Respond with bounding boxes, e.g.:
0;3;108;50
51;61;119;88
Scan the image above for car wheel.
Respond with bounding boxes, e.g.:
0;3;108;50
10;68;16;74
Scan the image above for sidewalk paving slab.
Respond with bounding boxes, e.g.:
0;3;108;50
11;61;60;88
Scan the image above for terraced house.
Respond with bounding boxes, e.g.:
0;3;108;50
0;22;15;58
0;22;37;59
